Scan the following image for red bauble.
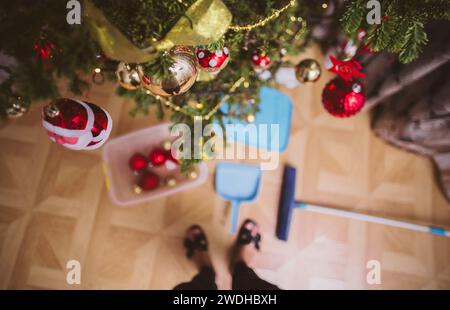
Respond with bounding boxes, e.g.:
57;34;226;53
252;51;271;69
196;47;230;73
149;148;167;166
42;98;112;150
139;172;160;191
129;153;148;172
322;78;365;117
164;150;179;170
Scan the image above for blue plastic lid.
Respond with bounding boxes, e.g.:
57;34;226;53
219;87;293;152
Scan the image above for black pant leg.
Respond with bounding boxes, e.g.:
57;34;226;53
173;267;218;290
232;261;280;290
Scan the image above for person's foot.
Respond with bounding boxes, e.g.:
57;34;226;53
183;225;213;270
230;219;261;269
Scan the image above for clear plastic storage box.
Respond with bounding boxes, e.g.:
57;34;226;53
102;123;208;206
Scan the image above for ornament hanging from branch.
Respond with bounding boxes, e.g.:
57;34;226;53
295;58;322;83
5;97;29;119
195;46;230;74
137;46;198;97
116;62;141;90
251;50;271;71
322;78;365;118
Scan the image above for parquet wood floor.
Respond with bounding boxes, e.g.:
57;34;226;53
1;47;449;289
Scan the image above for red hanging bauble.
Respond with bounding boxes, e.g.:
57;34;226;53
322;77;366;118
149;148;167;166
139;171;160;191
129;153;148;172
42;98;113;150
251;50;271;70
196;47;230;73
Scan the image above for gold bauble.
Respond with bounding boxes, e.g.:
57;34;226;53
161;139;172;151
295;59;321;83
188;170;198;180
5;97;29;119
165;177;177;187
133;184;143;195
138;46;198;97
116;62;141;90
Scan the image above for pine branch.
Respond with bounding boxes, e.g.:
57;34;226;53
340;0;365;37
202;37;225;52
387;16;410;54
366;19;391;52
141;52;175;80
399;20;428;64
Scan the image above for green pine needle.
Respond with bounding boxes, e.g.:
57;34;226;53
141;52;175;81
399;21;428;63
340;0;365;37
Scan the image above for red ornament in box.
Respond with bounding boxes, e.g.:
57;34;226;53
167;150;179;164
165;150;179;170
42;98;113;150
322;78;365;118
139;171;160;191
196;47;230;73
149;148;167;166
129;153;148;172
252;51;271;70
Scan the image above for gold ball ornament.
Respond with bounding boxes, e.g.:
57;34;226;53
138;46;198;97
161;139;172;151
133;184;143;195
165;177;177;187
188;170;198;180
116;62;141;90
5;97;29;119
295;59;322;83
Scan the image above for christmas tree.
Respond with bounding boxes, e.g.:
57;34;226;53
0;0;449;169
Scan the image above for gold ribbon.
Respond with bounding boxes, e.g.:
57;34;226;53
84;0;232;64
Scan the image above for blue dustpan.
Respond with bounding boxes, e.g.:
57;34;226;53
219;87;293;152
215;162;261;233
